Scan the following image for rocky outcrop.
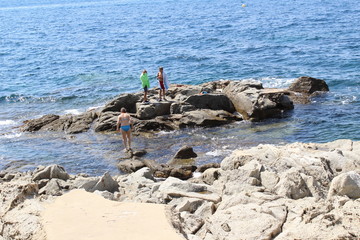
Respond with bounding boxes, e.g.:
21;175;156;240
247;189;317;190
288;76;329;94
32;164;70;181
1;140;360;240
101;93;142;113
21;111;98;134
223;80;294;121
287;76;330;104
184;94;235;113
22;77;326;134
327;171;360;199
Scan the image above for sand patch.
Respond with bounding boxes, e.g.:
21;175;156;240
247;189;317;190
41;189;185;240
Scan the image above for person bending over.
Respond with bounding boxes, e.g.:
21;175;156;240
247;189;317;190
116;107;132;151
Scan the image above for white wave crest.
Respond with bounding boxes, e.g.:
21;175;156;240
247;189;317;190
64;109;82;115
0;132;22;139
205;149;224;157
0;120;16;126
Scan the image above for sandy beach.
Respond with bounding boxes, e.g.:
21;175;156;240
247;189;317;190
41;189;185;240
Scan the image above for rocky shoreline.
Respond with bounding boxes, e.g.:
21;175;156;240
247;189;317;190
20;76;329;135
1;139;359;239
4;76;357;239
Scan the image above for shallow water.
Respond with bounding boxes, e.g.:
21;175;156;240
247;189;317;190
1;0;359;175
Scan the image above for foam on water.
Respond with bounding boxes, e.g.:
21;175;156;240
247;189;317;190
0;120;16;126
64;109;82;115
0;132;22;139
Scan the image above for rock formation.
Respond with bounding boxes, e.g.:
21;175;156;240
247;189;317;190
20;76;329;135
1;139;359;240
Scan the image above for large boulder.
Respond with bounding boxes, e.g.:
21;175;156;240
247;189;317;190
90;172;119;193
93;111;118;132
328;171;360;199
176;110;241;128
170;102;196;114
21;114;60;132
136;101;172;120
204;200;287;240
101;93;141;113
274;168;312;200
288;76;329;94
223;80;293;121
167;85;203;102
117;159;146;173
32;165;70;181
157;177;221;203
22;111;98;134
184;94;235;113
173;146;198;159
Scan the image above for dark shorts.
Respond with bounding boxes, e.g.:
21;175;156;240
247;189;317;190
159;81;165;90
143;86;148;92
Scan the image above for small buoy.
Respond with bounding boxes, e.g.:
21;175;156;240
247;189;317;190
242;4;246;7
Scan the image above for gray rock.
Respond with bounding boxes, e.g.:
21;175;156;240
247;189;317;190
136;101;172;120
201;168;221;185
117;159;146;173
38;179;63;196
102;93;141;113
328;171;360;199
132;150;147;157
180;212;205;235
223;80;294;121
64;111;98;134
168;85;203;102
170;102;196;114
205;202;287;240
158;177;221;203
240;160;264;180
23;111;98;134
260;171;280;191
93;111;118;132
173;146;198;159
32;164;70;181
274;168;312;200
70;176;99;191
178;109;241;128
169;168;194;180
197;163;220;173
94;190;115;200
176;198;205;213
90;172;119;193
184;94;235;113
21;114;60;132
288;76;329;94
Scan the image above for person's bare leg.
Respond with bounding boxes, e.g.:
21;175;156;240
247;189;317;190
163;89;166;100
126;131;132;150
121;130;128;151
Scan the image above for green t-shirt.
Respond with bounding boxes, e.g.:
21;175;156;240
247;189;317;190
140;73;150;88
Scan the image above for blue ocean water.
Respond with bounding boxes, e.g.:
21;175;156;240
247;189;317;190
1;0;359;175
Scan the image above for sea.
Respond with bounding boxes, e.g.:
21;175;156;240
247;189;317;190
1;0;359;175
